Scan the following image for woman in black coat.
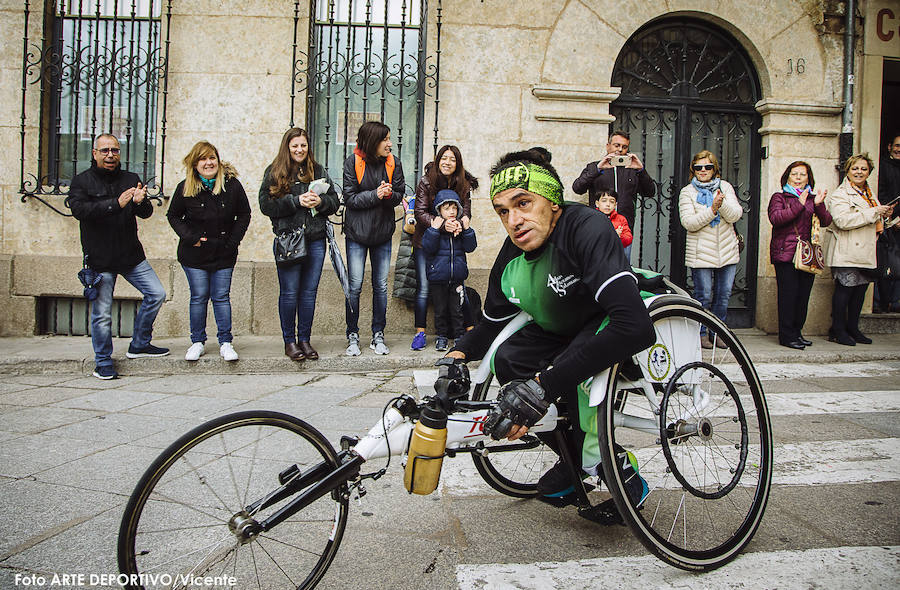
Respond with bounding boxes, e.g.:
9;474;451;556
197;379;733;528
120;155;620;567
341;121;405;356
167;141;251;362
259;128;340;361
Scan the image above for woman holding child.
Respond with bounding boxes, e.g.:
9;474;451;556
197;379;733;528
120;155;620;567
259;128;340;362
678;150;743;349
421;189;477;351
411;145;478;350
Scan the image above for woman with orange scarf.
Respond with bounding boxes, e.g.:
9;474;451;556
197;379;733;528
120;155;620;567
823;154;895;345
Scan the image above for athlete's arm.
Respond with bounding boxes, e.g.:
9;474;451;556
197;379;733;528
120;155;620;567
538;275;654;397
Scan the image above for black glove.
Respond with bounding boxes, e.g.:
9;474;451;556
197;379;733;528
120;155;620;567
482;379;550;441
434;357;470;398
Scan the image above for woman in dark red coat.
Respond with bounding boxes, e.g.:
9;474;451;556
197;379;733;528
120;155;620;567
767;161;832;349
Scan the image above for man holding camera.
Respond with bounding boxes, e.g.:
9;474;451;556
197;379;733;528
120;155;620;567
67;134;169;380
572;130;656;259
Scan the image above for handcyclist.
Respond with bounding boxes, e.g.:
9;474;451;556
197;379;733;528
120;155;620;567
444;147;656;520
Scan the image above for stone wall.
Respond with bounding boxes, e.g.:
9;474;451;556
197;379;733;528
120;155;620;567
1;0;894;337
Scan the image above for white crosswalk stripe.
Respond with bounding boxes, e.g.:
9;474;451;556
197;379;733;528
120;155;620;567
438;362;900;588
456;546;900;590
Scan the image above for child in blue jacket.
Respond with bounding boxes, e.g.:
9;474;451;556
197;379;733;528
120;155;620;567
422;189;477;351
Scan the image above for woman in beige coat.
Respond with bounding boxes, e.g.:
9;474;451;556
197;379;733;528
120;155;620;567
679;150;743;349
824;153;894;345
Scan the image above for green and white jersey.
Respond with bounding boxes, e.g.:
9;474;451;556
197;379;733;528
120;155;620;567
483;203;635;337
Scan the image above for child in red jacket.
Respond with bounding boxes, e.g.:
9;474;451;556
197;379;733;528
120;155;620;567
595;189;632;249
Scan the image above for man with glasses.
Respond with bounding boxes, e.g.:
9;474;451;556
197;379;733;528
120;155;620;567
67;134;169;380
572;130;656;260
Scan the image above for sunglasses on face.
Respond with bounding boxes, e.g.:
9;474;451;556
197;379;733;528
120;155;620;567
96;147;120;155
692;164;715;171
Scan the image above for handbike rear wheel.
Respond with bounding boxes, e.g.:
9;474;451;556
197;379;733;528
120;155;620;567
598;299;773;571
117;411;348;590
469;375;556;498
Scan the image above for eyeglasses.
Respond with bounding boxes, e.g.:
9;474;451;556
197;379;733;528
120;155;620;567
692;164;715;171
95;147;120;155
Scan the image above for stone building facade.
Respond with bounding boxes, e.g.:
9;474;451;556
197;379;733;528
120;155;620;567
0;0;897;338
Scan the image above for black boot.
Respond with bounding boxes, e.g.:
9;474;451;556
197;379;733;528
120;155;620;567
846;284;872;344
829;283;855;346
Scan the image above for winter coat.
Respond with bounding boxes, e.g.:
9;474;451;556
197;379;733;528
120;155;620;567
678;179;742;269
767;190;833;264
412;163;477;249
392;231;417;302
606;210;633;248
258;163;340;246
341;151;405;246
166;163;252;271
823;177;883;269
879;156;900;217
67;162;153;274
571;162;655;230
421;191;477;282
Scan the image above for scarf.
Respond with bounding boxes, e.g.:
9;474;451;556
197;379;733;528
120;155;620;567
692;177;722;227
199;176;216;192
782;183;815;199
851;181;883;233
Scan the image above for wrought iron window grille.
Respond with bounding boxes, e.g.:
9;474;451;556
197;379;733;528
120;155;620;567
293;0;442;195
19;0;172;216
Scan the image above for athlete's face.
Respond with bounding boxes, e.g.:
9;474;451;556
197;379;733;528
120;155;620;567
492;188;561;252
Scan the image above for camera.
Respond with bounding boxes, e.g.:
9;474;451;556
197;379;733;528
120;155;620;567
611;155;629;167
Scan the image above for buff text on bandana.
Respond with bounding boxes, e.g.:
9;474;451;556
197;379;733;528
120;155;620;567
489;162;563;205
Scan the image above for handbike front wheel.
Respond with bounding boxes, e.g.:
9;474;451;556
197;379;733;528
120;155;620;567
598;299;773;571
117;411;348;590
469;375;556;498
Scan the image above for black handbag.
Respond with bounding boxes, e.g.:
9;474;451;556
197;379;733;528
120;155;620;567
876;226;900;280
274;226;307;263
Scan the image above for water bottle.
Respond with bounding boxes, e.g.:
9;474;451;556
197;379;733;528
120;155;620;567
403;403;447;495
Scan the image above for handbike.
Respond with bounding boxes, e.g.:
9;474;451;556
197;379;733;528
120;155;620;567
117;290;773;588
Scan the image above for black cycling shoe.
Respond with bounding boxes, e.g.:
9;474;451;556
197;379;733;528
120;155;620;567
537;461;577;497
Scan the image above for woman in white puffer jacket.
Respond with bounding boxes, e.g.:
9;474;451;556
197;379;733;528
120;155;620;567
678;149;743;349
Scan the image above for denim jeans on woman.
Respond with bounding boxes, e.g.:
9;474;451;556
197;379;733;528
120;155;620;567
91;259;166;368
277;238;326;343
345;238;391;336
691;264;737;335
181;265;234;344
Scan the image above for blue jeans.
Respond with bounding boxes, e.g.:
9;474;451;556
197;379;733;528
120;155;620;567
90;259;166;367
277;238;326;343
345;238;391;336
691;264;737;335
182;266;234;344
414;247;429;329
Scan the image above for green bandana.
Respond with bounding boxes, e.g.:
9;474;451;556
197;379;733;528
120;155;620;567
489;162;563;205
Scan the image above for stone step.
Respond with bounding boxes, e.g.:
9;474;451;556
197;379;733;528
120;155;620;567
859;312;900;334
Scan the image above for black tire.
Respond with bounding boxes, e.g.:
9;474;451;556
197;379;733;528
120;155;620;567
469;374;556;498
117;411;349;590
598;299;773;571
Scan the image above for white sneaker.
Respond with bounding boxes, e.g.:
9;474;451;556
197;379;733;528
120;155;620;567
220;342;239;362
370;331;390;355
346;332;361;356
185;342;205;361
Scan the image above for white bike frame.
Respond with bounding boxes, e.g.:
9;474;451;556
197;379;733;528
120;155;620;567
354;294;714;462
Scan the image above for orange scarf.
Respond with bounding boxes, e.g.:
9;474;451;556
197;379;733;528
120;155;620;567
853;182;883;233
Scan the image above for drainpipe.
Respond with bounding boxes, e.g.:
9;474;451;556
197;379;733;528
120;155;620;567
839;0;856;166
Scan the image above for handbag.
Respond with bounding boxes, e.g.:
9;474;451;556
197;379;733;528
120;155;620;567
402;195;416;235
77;256;101;301
274;226;307;263
793;216;824;274
875;226;900;280
733;226;745;253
